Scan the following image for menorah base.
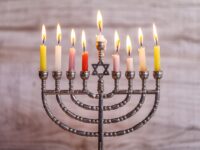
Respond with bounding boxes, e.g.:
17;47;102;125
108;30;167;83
39;70;162;150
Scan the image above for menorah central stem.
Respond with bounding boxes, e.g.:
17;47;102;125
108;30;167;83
98;77;104;150
98;93;103;150
96;41;106;150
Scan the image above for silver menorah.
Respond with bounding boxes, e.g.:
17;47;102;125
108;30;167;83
39;40;163;150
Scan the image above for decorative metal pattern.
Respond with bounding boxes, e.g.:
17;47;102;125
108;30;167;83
56;94;146;124
39;40;163;150
70;94;131;111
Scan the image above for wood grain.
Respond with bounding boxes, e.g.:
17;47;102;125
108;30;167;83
0;0;200;149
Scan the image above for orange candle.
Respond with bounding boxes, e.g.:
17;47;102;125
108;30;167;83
82;51;88;71
81;30;88;71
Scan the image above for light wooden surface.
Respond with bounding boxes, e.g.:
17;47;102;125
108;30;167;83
0;0;200;150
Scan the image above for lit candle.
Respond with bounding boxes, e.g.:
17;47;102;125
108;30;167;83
55;24;62;71
96;10;106;48
81;30;88;72
68;29;76;71
40;24;47;71
112;31;120;72
126;35;133;71
153;24;161;71
138;28;147;72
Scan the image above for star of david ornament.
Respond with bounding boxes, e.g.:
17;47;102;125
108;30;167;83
92;60;109;78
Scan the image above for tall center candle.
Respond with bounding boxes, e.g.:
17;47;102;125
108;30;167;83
112;31;120;72
126;35;133;71
68;29;76;71
96;10;107;52
55;24;62;71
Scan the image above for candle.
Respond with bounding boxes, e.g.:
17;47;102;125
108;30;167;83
126;35;133;71
112;31;120;72
40;24;47;71
68;29;76;71
81;30;88;72
138;28;147;72
153;24;161;71
96;10;106;47
55;24;62;71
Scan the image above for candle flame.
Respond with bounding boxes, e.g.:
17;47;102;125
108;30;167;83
114;30;120;51
56;24;62;43
153;23;158;44
97;10;103;32
41;24;46;43
126;35;132;56
71;29;76;46
138;28;143;46
81;30;86;50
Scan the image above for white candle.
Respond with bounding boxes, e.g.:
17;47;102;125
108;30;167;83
96;34;106;42
55;24;62;71
126;57;133;71
68;29;76;71
112;31;120;72
138;47;147;71
126;35;133;71
138;28;147;71
55;45;62;71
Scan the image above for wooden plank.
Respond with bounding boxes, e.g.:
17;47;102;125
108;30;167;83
0;0;200;149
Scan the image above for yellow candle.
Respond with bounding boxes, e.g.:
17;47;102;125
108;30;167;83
153;24;161;71
138;28;147;72
40;25;47;71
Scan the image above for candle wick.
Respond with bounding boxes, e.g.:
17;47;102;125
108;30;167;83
128;50;131;57
83;46;85;52
140;42;143;47
58;39;60;45
42;39;45;45
116;46;119;53
99;27;102;34
155;40;158;45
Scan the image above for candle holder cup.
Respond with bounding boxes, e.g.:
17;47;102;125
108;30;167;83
39;41;163;150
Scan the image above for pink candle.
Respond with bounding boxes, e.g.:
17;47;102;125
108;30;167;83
112;54;120;72
69;47;75;71
112;31;120;72
68;29;76;71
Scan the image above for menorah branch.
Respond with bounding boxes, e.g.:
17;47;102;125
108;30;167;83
70;94;130;111
39;70;162;139
52;71;149;125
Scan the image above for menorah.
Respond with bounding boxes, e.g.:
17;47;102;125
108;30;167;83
39;39;163;150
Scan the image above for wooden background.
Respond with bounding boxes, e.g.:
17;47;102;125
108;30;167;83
0;0;200;149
